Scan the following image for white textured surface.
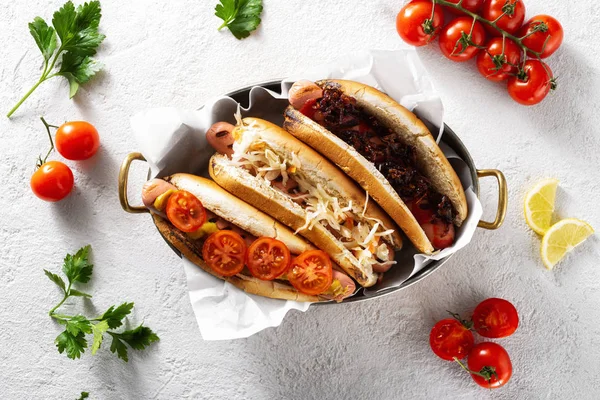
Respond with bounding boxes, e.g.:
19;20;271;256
1;0;599;399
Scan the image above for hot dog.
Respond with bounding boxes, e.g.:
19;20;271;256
207;117;403;288
143;174;356;302
284;80;468;254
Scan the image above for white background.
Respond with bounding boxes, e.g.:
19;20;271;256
1;1;599;399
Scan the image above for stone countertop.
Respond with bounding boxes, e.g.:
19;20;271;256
1;0;599;399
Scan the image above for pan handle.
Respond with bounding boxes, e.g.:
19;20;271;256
118;152;150;214
476;169;507;230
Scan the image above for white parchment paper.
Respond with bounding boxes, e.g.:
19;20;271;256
130;49;483;340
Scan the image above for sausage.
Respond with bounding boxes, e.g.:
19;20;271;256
214;215;256;246
322;270;356;302
422;220;455;250
206;122;235;156
372;243;397;273
272;177;299;193
141;179;177;208
289;80;323;110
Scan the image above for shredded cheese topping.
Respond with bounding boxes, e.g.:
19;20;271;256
228;122;396;274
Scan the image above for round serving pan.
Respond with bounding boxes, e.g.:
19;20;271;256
119;80;507;304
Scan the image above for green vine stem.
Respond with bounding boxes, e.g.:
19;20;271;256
36;117;59;168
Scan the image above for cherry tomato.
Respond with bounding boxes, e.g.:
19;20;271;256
444;0;484;15
422;221;455;249
202;230;247;277
476;37;521;81
55;121;100;161
507;60;553;106
30;161;74;202
472;298;519;338
439;17;487;62
396;0;445;47
246;237;291;280
518;15;564;58
288;250;333;295
407;200;434;224
166;191;206;233
429;318;474;360
481;0;526;36
467;342;512;389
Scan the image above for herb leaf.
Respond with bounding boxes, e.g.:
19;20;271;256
56;329;87;359
69;289;92;298
215;0;263;40
44;269;66;292
77;392;89;400
109;334;129;361
117;325;160;350
59;52;103;98
101;302;134;329
65;315;93;336
91;320;109;355
28;17;57;61
63;245;93;285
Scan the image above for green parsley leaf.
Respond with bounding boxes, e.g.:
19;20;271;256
91;320;109;355
65;315;93;336
28;17;57;61
109;334;129;362
44;269;66;293
117;325;160;351
77;392;89;400
59;52;103;98
101;302;134;329
56;329;87;359
215;0;263;40
69;289;92;298
63;245;93;285
53;1;104;56
52;1;77;44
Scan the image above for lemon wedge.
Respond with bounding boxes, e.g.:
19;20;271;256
524;178;559;235
540;218;594;270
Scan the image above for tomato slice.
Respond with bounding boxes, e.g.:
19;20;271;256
287;250;333;295
472;298;519;338
429;318;474;361
202;231;247;277
246;237;291;280
299;98;318;119
166;191;206;233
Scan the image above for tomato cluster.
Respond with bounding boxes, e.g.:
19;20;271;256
31;120;100;202
165;190;334;295
429;298;518;389
396;0;563;105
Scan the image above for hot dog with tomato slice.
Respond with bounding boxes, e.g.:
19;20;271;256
142;174;355;302
284;80;468;254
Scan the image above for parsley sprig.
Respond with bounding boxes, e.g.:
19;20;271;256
215;0;263;40
45;245;159;361
7;1;105;118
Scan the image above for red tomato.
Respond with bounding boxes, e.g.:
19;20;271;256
476;37;521;81
422;221;455;249
439;17;487;62
467;342;512;389
30;161;74;202
288;250;333;295
202;231;247;277
166;191;206;233
429;318;475;360
55;121;100;161
444;0;484;14
396;0;445;47
507;60;553;106
246;237;291;280
518;15;564;58
407;200;434;224
481;0;526;35
472;298;519;338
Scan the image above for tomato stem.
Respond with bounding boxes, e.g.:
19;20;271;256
37;116;57;168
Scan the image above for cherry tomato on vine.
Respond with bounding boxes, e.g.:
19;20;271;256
481;0;525;35
472;298;519;338
507;60;553;105
444;0;484;15
166;190;206;232
246;237;291;280
55;121;100;160
429;318;475;360
202;231;247;277
476;37;521;81
518;15;564;58
396;0;445;47
31;161;74;202
467;342;513;389
439;17;487;62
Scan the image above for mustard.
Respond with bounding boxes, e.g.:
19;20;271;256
153;189;176;211
187;222;219;240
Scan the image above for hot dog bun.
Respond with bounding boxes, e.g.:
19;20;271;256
209;117;403;287
284;79;467;254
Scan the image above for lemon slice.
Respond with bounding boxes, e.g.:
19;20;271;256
524;178;559;235
541;219;594;270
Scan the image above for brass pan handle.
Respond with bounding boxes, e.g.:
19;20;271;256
118;152;150;214
477;169;507;230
